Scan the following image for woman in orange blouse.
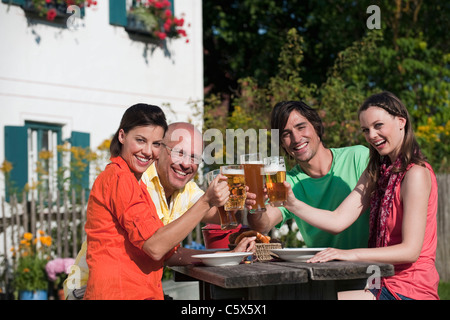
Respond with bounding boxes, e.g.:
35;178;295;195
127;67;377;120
84;104;250;300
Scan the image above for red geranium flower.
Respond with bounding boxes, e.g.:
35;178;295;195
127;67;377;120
174;18;184;27
154;31;167;40
177;29;187;37
46;8;57;21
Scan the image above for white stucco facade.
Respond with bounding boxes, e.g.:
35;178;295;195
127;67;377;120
0;0;204;194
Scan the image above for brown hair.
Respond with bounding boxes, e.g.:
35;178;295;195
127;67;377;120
358;91;426;191
110;104;168;157
271;100;325;152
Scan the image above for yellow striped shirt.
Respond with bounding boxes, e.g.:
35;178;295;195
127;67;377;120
63;162;204;299
142;163;204;225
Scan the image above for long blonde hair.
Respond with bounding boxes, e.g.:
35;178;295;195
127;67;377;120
357;91;426;192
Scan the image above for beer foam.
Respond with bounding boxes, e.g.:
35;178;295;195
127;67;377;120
264;164;285;173
222;169;244;175
244;161;263;164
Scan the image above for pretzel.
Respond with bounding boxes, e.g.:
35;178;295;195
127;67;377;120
234;230;271;244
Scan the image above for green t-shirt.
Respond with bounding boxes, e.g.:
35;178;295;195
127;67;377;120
278;145;370;249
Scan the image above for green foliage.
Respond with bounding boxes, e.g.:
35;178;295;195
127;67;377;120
276;220;305;248
127;0;188;41
203;28;316;167
14;256;48;292
439;282;450;300
415;118;450;172
323;28;450;171
204;11;450;172
13;232;52;292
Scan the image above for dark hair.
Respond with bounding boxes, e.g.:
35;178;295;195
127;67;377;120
358;91;426;191
271;100;325;151
110;103;168;157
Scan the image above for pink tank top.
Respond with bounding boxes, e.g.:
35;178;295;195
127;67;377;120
383;162;439;300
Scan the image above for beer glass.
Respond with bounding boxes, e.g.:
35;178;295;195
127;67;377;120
220;165;246;211
240;153;266;213
263;156;287;206
205;169;239;230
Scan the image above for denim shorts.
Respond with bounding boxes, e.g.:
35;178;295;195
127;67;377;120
370;287;413;300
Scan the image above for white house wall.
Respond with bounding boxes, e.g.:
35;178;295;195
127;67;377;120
0;0;204;192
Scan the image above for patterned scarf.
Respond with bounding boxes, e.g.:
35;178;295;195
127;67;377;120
368;157;413;248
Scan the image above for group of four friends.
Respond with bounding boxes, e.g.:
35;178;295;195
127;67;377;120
63;91;439;300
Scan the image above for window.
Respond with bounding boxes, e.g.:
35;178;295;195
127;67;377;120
26;121;62;200
4;123;90;200
109;0;175;27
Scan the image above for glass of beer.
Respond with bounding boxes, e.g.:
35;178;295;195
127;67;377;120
240;153;266;213
263;156;287;206
220;165;246;211
205;169;239;230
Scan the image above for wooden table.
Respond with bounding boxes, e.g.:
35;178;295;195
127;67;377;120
171;260;394;300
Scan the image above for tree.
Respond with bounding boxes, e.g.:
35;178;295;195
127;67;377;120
203;1;449;172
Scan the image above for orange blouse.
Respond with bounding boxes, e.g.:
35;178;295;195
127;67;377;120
84;156;174;300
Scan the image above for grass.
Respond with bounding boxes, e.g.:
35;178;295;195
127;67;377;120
439;282;450;300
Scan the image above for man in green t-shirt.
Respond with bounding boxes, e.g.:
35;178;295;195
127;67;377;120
247;100;369;249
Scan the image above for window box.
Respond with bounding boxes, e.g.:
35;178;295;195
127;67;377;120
1;0;95;24
22;0;72;23
109;0;188;43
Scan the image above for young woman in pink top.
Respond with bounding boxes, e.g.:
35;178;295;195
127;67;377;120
283;91;439;300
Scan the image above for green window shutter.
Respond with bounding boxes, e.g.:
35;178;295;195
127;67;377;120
1;0;25;5
70;131;90;192
4;126;28;198
109;0;127;27
168;0;174;14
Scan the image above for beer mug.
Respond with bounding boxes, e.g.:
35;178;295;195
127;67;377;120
263;156;287;206
220;165;246;211
205;169;239;230
240;153;266;213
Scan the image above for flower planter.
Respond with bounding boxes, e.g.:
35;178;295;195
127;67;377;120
20;0;89;24
19;289;48;300
125;2;188;43
125;15;155;37
23;0;69;20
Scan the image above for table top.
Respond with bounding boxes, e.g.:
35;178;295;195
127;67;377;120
171;260;395;290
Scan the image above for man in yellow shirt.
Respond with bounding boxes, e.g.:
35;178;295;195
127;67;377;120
64;122;221;299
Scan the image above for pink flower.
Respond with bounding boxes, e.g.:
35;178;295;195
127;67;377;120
157;31;166;40
45;258;75;281
164;19;172;31
154;31;167;40
177;29;187;37
46;8;57;21
86;0;97;7
174;18;184;27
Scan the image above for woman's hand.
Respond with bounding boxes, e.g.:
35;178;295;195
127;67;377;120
282;181;298;211
204;174;230;208
231;236;256;253
307;248;358;263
